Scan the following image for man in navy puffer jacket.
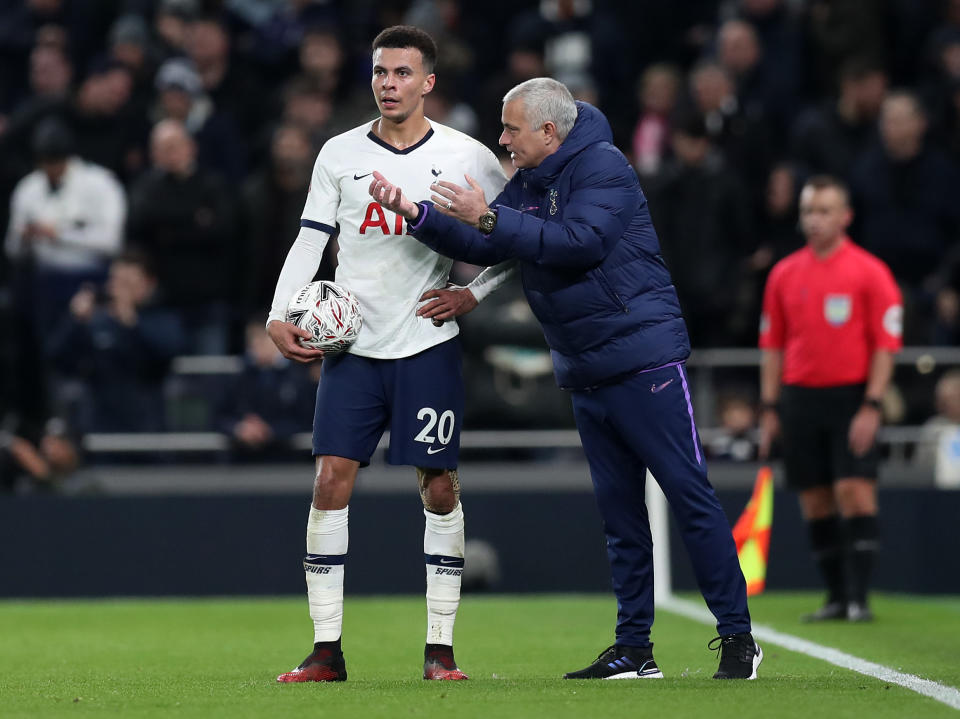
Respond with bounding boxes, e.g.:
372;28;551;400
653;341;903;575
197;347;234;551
370;77;761;680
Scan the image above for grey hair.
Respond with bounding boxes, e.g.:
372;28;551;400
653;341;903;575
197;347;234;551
503;77;578;142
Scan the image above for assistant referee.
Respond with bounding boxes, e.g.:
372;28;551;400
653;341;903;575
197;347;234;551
758;175;903;622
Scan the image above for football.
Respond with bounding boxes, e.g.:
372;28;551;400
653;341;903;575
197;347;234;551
285;281;363;353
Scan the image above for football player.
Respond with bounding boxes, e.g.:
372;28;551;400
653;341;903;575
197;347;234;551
267;25;512;683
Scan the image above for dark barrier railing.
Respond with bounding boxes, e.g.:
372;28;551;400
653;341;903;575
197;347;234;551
1;488;957;597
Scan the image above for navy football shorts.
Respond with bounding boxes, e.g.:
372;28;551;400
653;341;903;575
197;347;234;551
312;337;463;469
779;383;879;489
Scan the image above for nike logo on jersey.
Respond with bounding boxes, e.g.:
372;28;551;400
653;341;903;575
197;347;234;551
426;446;447;455
353;172;372;180
439;557;459;564
650;379;675;394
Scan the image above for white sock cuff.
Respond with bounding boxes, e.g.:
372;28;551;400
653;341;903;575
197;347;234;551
423;502;463;533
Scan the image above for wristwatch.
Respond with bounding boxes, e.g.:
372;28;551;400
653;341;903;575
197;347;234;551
478;208;497;234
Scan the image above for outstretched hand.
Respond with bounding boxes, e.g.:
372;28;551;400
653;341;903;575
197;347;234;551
430;174;489;228
418;285;479;326
369;172;419;220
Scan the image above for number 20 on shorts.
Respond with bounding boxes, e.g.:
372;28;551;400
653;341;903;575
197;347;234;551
414;407;455;446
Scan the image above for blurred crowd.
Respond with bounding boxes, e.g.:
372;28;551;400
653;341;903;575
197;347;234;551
5;0;960;488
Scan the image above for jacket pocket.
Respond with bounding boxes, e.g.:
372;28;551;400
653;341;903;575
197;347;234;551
594;268;629;313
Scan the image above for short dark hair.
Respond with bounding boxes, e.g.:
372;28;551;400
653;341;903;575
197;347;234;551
803;174;850;206
372;25;437;74
33;117;74;161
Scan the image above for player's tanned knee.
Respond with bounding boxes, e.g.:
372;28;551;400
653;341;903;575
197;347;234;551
417;468;458;514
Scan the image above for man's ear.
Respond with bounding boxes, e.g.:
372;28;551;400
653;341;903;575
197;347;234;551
422;73;436;96
543;120;558;146
842;207;854;229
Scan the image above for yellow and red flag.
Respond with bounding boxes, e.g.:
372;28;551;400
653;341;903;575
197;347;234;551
732;466;774;596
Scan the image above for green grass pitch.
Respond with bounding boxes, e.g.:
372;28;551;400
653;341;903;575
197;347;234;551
1;592;957;718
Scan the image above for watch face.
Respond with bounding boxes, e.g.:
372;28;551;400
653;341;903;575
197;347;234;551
479;212;496;232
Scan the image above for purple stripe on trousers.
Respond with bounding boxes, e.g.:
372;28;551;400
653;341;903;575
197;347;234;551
634;360;682;376
676;364;702;465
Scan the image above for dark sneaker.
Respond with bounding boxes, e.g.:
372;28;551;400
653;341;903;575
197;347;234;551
801;601;848;623
276;644;347;683
846;601;875;622
423;644;469;680
710;633;762;680
563;644;664;680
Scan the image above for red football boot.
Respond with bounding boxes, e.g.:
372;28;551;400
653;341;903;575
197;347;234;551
276;644;347;683
423;644;469;680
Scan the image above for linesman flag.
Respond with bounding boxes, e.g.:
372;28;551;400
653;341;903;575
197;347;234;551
732;466;774;596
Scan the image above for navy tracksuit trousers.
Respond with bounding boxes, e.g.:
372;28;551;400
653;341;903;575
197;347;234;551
571;362;751;646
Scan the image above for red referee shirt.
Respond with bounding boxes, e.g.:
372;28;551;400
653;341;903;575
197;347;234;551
759;237;903;387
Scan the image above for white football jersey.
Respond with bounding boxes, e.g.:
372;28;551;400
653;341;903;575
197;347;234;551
272;118;506;359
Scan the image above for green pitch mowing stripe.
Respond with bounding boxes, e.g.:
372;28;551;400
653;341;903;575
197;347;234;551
0;593;957;719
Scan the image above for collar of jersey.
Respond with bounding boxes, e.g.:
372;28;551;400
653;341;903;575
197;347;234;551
807;236;851;263
366;126;435;155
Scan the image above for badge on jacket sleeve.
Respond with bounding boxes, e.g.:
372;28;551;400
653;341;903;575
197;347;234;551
883;304;903;338
548;188;558;215
824;294;852;326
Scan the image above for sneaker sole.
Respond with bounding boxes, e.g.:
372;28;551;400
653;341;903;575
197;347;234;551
423;660;469;680
605;669;665;680
276;669;346;682
423;670;469;680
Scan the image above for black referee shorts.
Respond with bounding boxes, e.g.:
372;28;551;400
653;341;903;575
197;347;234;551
779;383;879;490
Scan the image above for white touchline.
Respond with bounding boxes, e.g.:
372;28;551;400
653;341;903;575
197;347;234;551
662;597;960;711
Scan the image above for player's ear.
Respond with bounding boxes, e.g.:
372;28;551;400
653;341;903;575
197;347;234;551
422;73;435;96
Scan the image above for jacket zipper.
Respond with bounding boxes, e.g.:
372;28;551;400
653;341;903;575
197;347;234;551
595;269;629;313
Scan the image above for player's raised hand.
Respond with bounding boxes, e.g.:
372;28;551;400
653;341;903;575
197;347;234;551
418;285;479;326
430;174;489;228
369;171;419;220
267;320;325;363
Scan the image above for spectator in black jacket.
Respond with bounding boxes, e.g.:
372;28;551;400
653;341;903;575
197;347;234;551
850;90;960;341
67;58;148;182
185;15;266;144
49;251;185;433
241;123;334;317
648;113;757;347
152;57;246;183
688;60;772;194
716;17;798;146
127;118;236;353
790;58;887;178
